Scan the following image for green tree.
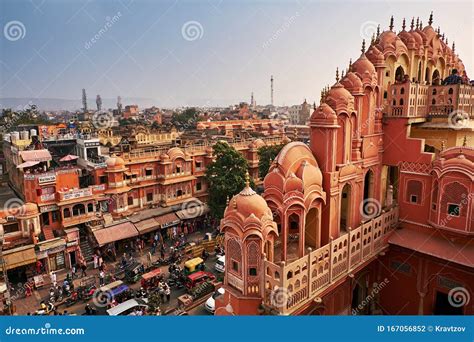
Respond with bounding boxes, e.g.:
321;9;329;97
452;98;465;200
258;144;284;179
205;141;254;219
171;107;200;129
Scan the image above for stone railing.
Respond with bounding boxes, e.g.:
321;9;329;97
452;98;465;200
263;205;398;315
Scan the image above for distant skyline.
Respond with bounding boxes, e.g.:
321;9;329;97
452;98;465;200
1;0;473;108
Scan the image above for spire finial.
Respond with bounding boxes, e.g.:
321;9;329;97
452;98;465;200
463;135;468;147
336;67;340;82
349;58;352;71
371;33;376;45
402;18;406;31
445;37;448;45
428;11;433;26
436;26;440;35
244;170;250;188
226;196;230;206
452;41;455;53
361;39;366;54
341;69;345;78
389;15;394;31
441;140;446;151
410;17;415;30
313;101;316;110
376;24;380;38
420;20;423;28
416;17;420;29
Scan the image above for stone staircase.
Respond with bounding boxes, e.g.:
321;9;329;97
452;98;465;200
79;236;94;263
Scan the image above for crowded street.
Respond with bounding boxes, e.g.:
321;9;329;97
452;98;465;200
8;226;222;316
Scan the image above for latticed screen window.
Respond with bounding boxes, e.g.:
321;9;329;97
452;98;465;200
406;180;422;204
228;239;242;276
441;182;468;217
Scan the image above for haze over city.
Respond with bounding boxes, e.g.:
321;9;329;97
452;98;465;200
1;0;473;108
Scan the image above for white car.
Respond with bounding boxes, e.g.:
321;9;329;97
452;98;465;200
205;288;225;314
106;298;148;316
215;255;225;273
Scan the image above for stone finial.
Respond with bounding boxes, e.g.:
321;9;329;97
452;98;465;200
452;41;455;53
371;33;376;45
428;11;433;26
361;39;366;54
313;101;316;110
348;58;352;72
245;170;250;187
376;24;380;38
341;69;345;78
336;67;340;82
410;17;415;30
463;135;468;147
416;17;420;29
389;15;394;31
420;20;423;28
402;18;406;31
445;37;448;45
226;196;230;206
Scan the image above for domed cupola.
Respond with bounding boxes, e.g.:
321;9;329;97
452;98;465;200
325;68;355;114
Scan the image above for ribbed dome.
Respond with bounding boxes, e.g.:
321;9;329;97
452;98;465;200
311;103;336;120
106;155;125;168
227;183;272;220
341;71;363;92
352;54;376;77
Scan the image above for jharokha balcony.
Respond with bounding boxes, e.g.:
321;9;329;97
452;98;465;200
262;205;399;315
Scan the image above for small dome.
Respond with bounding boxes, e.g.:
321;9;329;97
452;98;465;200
19;202;39;217
283;173;303;193
422;25;437;42
106;155;125;168
295;160;323;190
352;54;376;77
325;82;354;112
398;30;417;49
341;71;363;92
311;103;336;120
160;153;170;160
228;183;272;220
167;147;185;160
378;30;397;50
366;45;385;66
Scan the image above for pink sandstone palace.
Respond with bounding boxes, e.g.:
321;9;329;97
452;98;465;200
217;14;474;315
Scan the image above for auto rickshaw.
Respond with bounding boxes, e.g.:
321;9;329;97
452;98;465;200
184;257;205;275
140;268;163;291
124;263;145;283
96;280;131;306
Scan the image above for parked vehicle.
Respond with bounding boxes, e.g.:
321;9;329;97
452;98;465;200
215;255;225;273
106;298;148;316
140;268;163;291
184;271;216;291
184;257;205;275
205;287;225;313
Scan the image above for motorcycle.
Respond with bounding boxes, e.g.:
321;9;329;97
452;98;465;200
64;291;79;307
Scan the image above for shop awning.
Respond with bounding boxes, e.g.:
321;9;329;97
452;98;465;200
175;203;209;220
134;218;161;234
17;160;40;168
154;212;180;229
0;245;36;271
93;222;139;246
19;149;52;162
37;238;66;252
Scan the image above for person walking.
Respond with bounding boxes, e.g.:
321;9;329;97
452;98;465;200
81;261;87;277
158;282;165;303
99;270;105;286
50;271;57;287
93;254;99;269
71;264;77;279
164;283;171;303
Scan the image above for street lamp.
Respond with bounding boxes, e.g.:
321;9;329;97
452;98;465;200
0;224;12;315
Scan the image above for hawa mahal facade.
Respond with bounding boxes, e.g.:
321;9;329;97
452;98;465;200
218;14;473;315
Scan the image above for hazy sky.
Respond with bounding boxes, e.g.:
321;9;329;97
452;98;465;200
0;0;472;108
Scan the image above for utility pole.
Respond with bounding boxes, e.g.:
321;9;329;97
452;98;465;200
82;89;88;112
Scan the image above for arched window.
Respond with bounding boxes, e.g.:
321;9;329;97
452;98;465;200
228;239;242;276
448;87;454;95
432;89;437;95
64;208;71;218
87;203;94;213
400;87;405;95
441;182;468;217
399;99;404;106
72;204;85;216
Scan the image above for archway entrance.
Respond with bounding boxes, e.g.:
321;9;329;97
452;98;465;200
287;213;300;261
395;66;405;83
432;69;440;85
304;207;320;249
340;184;351;232
363;170;374;201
